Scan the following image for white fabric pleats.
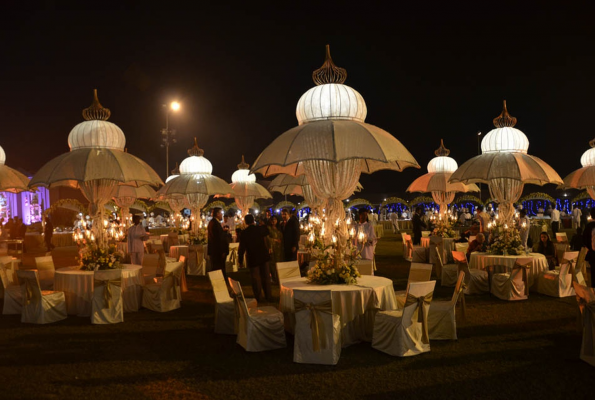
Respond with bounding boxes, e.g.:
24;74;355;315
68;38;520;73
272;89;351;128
488;178;523;224
0;264;22;315
428;271;465;340
142;262;184;312
235;195;255;216
431;191;455;214
208;270;257;334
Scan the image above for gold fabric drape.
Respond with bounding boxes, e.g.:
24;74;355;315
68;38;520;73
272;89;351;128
404;291;434;344
294;299;333;352
93;277;122;309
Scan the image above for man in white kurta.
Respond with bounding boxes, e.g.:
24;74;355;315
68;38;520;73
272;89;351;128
356;210;378;260
389;212;399;233
128;215;149;265
572;207;582;230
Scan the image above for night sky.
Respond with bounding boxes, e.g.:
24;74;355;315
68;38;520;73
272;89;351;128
2;3;594;204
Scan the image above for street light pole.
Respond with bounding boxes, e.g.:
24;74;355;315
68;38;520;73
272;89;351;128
161;101;180;178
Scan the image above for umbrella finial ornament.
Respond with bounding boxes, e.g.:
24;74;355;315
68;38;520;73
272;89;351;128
82;89;111;121
187;137;204;157
493;100;517;128
434;139;451;157
237;155;250;170
171;162;180;175
312;44;347;86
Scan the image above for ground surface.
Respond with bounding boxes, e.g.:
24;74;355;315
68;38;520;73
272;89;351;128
0;230;592;400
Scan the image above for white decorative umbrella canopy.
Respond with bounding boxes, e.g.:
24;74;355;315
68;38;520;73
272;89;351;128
0;145;31;193
227;156;271;216
560;139;595;199
29;90;163;246
252;45;419;244
407;140;479;214
155;138;233;232
450;101;562;224
113;185;156;224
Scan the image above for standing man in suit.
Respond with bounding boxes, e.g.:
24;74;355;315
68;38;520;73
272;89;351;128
238;214;272;302
208;207;229;281
128;215;149;265
281;208;300;261
412;207;427;245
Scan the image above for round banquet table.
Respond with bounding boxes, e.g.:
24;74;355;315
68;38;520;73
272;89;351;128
398;219;412;230
54;265;145;317
279;276;397;347
468;252;549;287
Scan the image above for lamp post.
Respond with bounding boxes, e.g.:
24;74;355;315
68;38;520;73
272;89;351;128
161;101;181;177
477;131;482;201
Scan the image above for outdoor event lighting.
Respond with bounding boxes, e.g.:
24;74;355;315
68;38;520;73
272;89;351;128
170;101;181;111
162;101;181;177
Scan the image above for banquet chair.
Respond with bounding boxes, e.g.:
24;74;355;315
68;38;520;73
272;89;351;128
490;258;532;301
228;278;286;352
428;271;466;340
395;263;433;308
142;261;184;312
276;261;301;284
187;245;205;276
0;256;17;284
435;247;458;287
372;280;436;357
34;255;55;290
293;289;341;365
572;281;595;367
16;270;67;324
208;270;257;335
555;232;569;243
356;259;374;276
0;264;22;315
91;269;123;324
455;242;469;254
535;258;575;298
167;232;179;247
452;251;488;295
556;243;570;267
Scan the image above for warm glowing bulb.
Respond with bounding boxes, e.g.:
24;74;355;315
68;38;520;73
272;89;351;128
171;101;180;111
332;235;337;244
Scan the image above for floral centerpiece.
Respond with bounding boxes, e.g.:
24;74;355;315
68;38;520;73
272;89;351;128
189;227;208;245
488;220;525;255
432;218;456;238
78;241;123;271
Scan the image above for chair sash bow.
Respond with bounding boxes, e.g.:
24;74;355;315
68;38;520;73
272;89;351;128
94;278;122;309
22;277;39;305
228;248;238;266
294;299;333;352
164;270;180;300
512;264;530;295
404;291;434;344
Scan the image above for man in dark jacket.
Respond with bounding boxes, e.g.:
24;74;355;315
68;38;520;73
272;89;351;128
207;207;229;282
281;208;300;261
412;207;427;245
238;214;272;302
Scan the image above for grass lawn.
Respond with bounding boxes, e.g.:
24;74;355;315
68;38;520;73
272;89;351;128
0;230;592;400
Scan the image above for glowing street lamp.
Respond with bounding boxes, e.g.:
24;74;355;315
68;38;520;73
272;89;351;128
161;101;181;177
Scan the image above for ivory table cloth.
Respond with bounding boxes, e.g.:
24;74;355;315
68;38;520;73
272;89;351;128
54;265;144;316
469;252;549;287
280;276;397;346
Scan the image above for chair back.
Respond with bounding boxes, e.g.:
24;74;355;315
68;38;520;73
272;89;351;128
35;256;55;272
0;255;15;266
167;232;179;246
512;258;532;294
435;247;445;269
451;270;466;305
559;261;572;276
208;270;231;303
405;239;414;259
16;270;41;305
163;261;183;299
228;278;250;319
293;289;334;352
408;263;432;283
563;251;579;264
179;254;186;264
0;264;11;289
455;242;469;253
402;280;436;343
93;269;123;308
556;232;569;243
452;251;471;285
356;259;374;276
277;261;300;283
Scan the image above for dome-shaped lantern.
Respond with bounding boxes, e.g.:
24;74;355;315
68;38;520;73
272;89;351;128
480;101;529;154
580;139;595;167
165;162;180;183
179;138;213;175
67;89;126;151
427;140;458;173
231;155;257;183
0;145;6;165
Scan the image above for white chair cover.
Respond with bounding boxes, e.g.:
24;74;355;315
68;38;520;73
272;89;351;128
435;247;458;287
16;269;66;324
293;289;341;365
535;258;576;298
428;271;466;340
0;264;21;314
142;261;183;312
556;232;569;243
276;261;301;283
455;242;469;254
187;245;206;276
0;256;18;285
573;282;595;367
452;251;488;295
34;255;55;290
208;270;256;334
372;280;436;357
491;258;532;301
91;269;124;324
396;263;433;308
356;259;374;276
229;278;286;352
